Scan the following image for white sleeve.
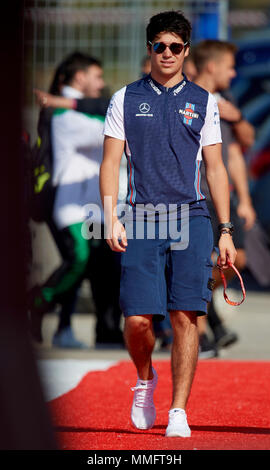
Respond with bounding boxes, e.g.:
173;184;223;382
103;86;126;141
52;110;106;184
201;93;222;147
51;114;73;185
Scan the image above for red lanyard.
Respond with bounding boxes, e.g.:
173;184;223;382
217;258;246;306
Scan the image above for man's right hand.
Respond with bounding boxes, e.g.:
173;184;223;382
34;89;54;107
106;218;128;252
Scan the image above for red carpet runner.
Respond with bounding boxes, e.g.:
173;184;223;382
49;360;270;450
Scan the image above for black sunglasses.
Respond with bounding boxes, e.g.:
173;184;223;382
148;41;188;55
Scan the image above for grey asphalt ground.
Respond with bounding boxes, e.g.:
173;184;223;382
34;288;270;362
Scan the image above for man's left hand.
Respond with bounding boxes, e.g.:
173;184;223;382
218;234;237;268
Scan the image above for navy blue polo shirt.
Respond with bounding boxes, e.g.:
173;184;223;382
104;74;222;219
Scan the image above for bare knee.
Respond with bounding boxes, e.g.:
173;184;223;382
170;310;197;331
124;315;153;337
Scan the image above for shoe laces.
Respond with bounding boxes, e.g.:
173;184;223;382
131;381;155;408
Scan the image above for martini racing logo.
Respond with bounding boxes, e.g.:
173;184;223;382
179;102;199;126
136;102;153;117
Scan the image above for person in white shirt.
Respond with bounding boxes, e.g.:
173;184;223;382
30;52;123;348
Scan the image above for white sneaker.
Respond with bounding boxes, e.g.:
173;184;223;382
131;368;158;430
165;408;191;437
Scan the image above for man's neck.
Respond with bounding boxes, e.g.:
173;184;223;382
194;74;216;94
150;70;184;88
62;84;84;99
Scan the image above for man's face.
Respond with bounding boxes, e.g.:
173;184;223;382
212;52;236;91
148;31;189;78
81;65;105;98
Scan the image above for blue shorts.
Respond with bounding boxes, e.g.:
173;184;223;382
119;216;214;320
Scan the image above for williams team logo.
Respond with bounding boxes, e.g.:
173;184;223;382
179;103;199;126
136;102;153;117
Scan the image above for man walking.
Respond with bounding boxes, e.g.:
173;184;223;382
100;11;236;437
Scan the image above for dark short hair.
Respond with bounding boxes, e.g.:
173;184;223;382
146;10;191;45
49;52;102;94
192;40;237;74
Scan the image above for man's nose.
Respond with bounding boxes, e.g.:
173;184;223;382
162;46;172;57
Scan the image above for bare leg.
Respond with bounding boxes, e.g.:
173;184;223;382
197;315;207;336
124;314;155;380
169;310;199;410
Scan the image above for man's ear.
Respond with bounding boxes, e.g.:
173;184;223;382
184;46;190;59
147;44;151;57
73;69;85;86
207;60;216;75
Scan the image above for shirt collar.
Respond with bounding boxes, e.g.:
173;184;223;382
147;73;188;95
61;85;84;99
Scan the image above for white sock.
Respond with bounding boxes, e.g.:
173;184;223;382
169;408;185;413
